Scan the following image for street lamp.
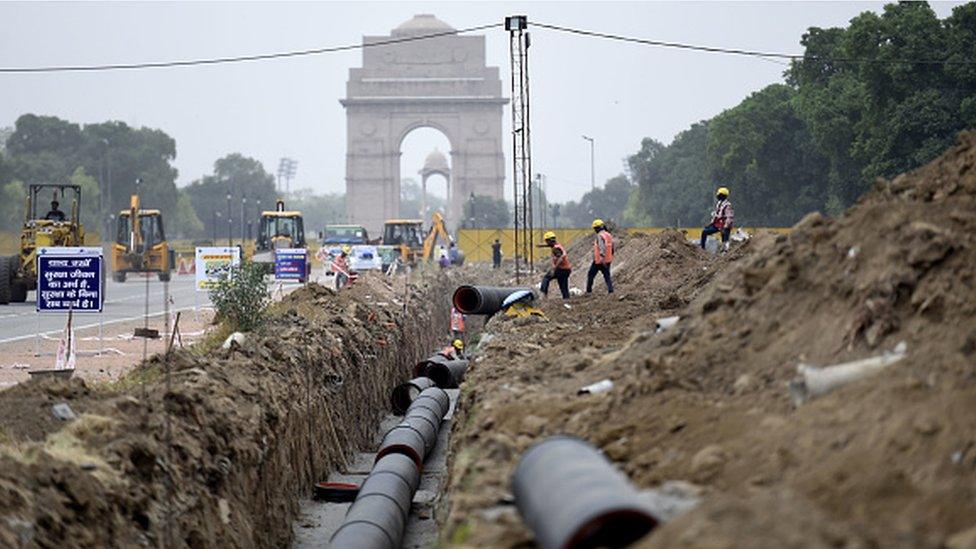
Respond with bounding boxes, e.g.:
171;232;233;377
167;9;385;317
226;192;232;247
582;135;595;191
241;193;247;244
469;192;476;229
213;211;221;243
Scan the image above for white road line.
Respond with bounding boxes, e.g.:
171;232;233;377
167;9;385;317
0;305;211;345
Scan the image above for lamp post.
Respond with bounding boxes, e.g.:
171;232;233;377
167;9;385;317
582;135;595;191
213;211;221;243
241;193;247;244
226;192;232;247
469;192;476;229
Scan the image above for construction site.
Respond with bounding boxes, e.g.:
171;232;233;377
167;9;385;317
0;129;970;547
2;2;976;548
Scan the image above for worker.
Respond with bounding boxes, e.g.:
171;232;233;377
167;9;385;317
332;245;352;289
538;231;571;299
586;219;614;294
450;306;466;340
700;187;734;252
45;200;66;222
440;339;465;360
491;239;502;269
448;242;460;265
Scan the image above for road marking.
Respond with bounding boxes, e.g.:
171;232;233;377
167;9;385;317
0;305;211;345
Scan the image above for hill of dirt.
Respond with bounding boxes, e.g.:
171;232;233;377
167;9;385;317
441;131;976;548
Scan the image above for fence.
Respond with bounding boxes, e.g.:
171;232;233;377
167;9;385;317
456;227;792;263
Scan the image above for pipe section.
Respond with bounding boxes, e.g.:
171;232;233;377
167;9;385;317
452;285;532;315
390;377;436;415
425;359;469;389
512;436;659;549
329;453;420;549
332;389;451;548
375;387;450;470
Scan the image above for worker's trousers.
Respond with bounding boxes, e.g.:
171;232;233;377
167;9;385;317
700;223;731;249
541;268;572;299
586;262;614;294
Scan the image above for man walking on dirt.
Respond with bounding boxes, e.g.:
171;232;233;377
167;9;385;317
491;239;502;269
538;231;571;299
586;219;614;294
700;187;734;252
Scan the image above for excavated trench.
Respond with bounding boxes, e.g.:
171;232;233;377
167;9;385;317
0;273;456;547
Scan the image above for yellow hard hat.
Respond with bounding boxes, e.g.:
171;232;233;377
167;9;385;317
543;231;557;241
452;339;464;350
591;219;605;229
716;187;730;197
341;245;352;254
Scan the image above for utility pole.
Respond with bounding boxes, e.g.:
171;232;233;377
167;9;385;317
226;191;232;247
582;135;595;190
506;14;533;281
277;158;298;195
241;193;247;244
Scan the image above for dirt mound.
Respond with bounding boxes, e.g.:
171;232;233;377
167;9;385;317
441;132;976;548
0;271;452;547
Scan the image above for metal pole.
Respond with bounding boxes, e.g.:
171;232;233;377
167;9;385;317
582;135;595;191
226;191;232;247
241;194;246;244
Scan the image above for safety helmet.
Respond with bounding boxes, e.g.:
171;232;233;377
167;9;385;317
591;219;605;229
716;187;730;198
341;245;352;254
543;230;557;241
452;339;464;350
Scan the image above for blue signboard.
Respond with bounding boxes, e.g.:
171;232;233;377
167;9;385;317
274;248;307;281
36;247;104;313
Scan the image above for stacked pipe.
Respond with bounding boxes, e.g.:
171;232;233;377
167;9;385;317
390;377;436;415
413;354;469;389
452;285;532;315
511;436;659;549
330;387;451;548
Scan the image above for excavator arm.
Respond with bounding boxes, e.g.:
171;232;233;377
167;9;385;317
421;212;453;260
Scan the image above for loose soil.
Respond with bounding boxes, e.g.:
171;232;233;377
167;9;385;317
440;132;976;548
0;270;460;548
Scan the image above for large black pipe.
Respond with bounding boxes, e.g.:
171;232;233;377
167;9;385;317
390;377;436;415
452;285;532;315
375;387;450;470
511;436;659;549
329;453;420;549
413;354;451;377
425;359;469;389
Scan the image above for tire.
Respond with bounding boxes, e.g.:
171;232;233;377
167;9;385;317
10;280;27;303
113;271;127;283
158;271;171;282
0;256;10;305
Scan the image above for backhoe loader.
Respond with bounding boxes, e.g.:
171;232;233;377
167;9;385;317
112;193;172;282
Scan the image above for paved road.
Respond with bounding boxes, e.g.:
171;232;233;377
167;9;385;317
0;275;209;344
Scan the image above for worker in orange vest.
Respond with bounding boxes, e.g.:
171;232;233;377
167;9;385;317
450;306;466;340
538;231;571;299
586;219;614;294
332;245;352;289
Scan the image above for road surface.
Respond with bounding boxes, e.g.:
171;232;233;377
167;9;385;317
0;274;208;344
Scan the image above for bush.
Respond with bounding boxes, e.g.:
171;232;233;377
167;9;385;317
209;260;269;331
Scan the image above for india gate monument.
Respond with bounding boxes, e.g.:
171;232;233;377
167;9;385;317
341;14;508;234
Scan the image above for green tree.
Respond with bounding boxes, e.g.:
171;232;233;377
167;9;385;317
558;175;636;228
0;180;26;232
462;195;509;228
69;167;101;235
184;153;277;240
172;190;205;239
627;123;712;226
288;188;345;237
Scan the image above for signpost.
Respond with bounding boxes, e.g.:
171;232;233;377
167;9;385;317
36;247;104;313
274;248;307;282
194;247;241;291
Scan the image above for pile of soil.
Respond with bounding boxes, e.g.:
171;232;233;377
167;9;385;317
441;132;976;547
0;272;453;547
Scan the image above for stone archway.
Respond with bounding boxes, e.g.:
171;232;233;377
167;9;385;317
341;14;507;235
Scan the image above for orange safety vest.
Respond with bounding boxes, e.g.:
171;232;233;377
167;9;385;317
451;308;465;332
332;254;349;274
551;243;571;270
593;231;614;264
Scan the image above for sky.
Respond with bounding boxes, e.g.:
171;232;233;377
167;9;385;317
0;1;967;204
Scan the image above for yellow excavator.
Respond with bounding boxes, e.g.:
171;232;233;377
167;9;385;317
252;199;306;273
112;194;172;282
381;211;453;265
0;184;86;304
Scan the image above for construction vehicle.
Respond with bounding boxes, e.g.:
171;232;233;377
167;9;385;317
112;194;172;282
380;211;454;266
253;199;308;277
321;224;369;246
0;184;86;305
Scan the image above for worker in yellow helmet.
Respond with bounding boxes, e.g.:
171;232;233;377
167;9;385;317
701;187;734;252
586;219;614;294
332;245;353;289
441;339;465;360
537;230;571;299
